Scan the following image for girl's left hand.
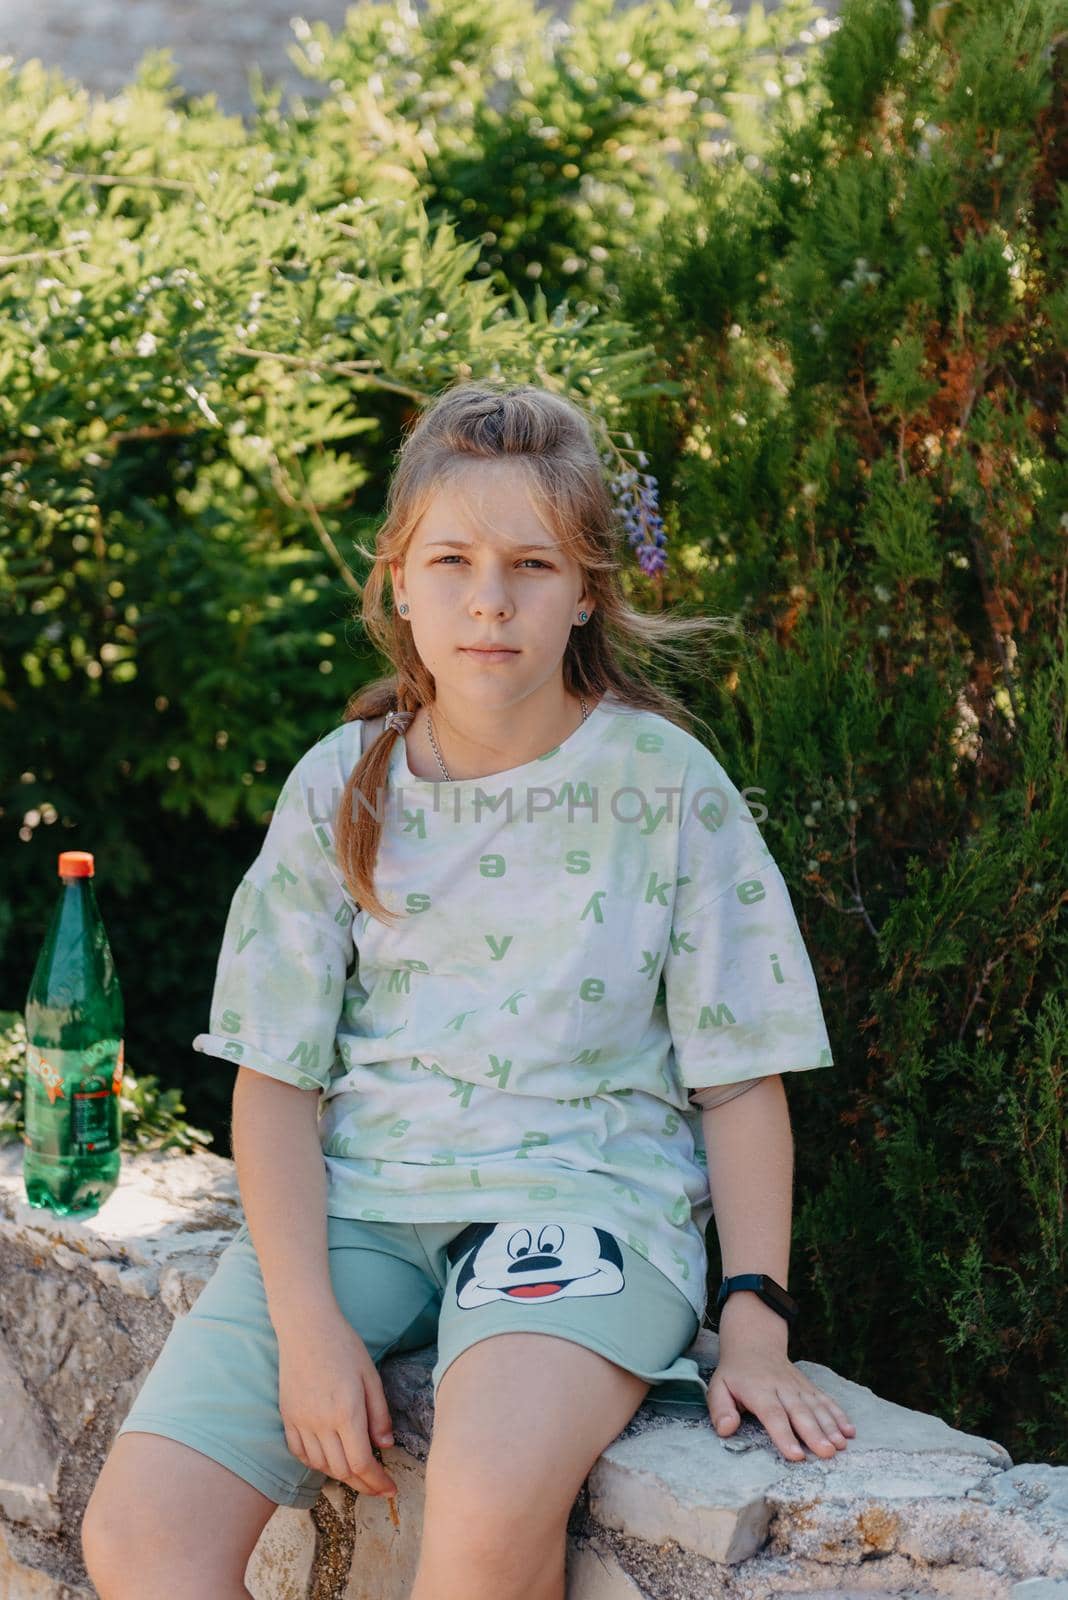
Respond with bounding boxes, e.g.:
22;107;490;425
708;1337;856;1462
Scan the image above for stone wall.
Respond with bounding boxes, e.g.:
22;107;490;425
1;1142;1066;1599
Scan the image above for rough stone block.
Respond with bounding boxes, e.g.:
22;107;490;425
565;1540;649;1598
245;1504;315;1599
0;1336;60;1532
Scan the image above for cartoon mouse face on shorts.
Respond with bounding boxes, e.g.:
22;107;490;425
451;1222;626;1310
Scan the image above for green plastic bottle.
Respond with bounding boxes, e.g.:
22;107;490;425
23;850;124;1216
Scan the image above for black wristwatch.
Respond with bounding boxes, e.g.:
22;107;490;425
716;1273;800;1329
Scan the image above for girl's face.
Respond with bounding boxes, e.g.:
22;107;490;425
390;460;595;708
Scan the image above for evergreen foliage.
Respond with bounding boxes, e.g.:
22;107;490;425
634;0;1067;1460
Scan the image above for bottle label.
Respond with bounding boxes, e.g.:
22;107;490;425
24;1039;123;1158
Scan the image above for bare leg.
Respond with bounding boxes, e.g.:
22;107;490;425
82;1431;280;1599
411;1331;649;1600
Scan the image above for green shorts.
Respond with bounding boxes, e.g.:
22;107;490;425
116;1214;709;1509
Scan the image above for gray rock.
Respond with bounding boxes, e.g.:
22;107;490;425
0;1333;60;1531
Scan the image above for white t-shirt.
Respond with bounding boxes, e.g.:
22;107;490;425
193;689;833;1322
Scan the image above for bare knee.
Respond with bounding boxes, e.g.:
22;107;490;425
414;1508;566;1600
81;1434;272;1598
417;1466;569;1596
81;1489;130;1597
83;1493;248;1599
81;1487;171;1598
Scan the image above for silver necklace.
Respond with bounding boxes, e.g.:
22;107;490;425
426;697;590;782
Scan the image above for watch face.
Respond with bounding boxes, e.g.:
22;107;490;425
722;1273;796;1312
718;1275;798;1322
761;1277;798;1318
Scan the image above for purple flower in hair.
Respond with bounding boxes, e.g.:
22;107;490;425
602;444;667;575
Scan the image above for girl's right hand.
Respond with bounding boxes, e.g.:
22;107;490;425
278;1310;398;1498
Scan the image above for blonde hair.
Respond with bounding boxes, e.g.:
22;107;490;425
336;379;738;925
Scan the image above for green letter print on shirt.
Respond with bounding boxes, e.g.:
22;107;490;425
269;861;298;893
488;1053;513;1089
215;1009;323;1091
693;874;774;1033
387;959;430;994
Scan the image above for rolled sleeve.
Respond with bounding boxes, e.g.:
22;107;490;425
192;754;356;1093
664;751;833;1092
687;1078;763;1110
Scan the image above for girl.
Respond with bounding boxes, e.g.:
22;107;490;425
83;382;854;1600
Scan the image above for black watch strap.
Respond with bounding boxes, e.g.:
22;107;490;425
715;1272;800;1328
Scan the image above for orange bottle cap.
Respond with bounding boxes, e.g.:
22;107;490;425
58;851;95;877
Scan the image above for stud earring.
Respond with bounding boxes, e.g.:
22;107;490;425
398;604;409;615
578;612;588;622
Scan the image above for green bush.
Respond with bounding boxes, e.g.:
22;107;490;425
265;0;824;307
623;0;1067;1462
